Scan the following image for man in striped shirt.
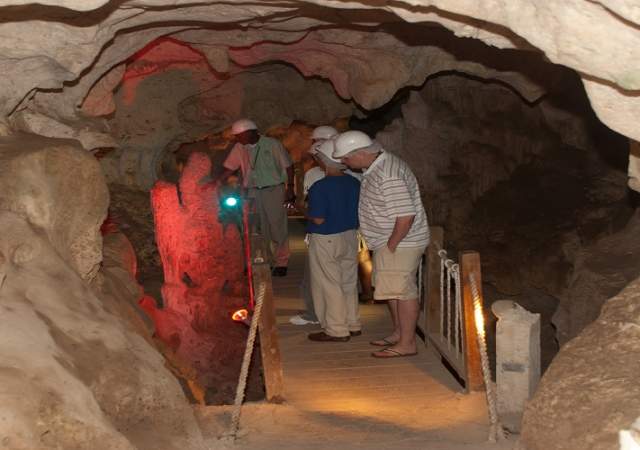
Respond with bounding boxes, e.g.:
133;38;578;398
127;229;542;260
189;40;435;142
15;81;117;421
334;130;430;358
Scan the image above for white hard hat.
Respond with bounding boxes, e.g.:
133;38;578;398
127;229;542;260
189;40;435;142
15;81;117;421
311;125;338;141
332;130;373;158
231;118;258;135
315;139;344;167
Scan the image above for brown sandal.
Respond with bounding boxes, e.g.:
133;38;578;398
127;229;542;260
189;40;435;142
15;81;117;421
369;338;398;347
372;348;418;358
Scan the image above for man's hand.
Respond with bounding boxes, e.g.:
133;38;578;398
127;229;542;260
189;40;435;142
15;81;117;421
284;184;296;208
387;215;415;253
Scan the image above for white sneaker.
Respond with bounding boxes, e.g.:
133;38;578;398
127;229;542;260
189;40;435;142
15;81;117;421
289;315;319;325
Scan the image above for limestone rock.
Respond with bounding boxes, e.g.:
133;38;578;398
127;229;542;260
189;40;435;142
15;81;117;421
0;211;207;449
107;37;353;189
378;73;632;354
376;75;558;238
521;274;640;450
10;110;117;151
552;212;640;345
0;134;108;280
144;152;263;404
99;231;154;335
0;143;207;447
0;0;638;148
82;64;126;117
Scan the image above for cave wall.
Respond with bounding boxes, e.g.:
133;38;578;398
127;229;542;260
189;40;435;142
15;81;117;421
0;135;108;281
0;136;207;449
521;259;640;450
373;73;640;446
375;73;632;349
0;1;639;447
143;152;264;404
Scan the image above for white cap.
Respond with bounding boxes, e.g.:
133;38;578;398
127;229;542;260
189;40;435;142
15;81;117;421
231;118;258;135
315;139;345;168
333;130;380;158
311;125;338;141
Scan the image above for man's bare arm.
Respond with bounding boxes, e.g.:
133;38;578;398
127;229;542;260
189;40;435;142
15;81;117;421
216;167;236;185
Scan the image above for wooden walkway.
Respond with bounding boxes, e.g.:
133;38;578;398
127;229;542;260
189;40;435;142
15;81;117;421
266;219;500;449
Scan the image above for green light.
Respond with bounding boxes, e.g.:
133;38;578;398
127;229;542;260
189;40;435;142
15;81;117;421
224;196;239;207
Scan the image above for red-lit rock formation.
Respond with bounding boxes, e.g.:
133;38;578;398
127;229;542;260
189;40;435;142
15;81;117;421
144;151;263;404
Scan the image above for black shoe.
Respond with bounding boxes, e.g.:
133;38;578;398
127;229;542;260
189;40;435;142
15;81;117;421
308;332;350;342
349;330;362;337
272;266;288;277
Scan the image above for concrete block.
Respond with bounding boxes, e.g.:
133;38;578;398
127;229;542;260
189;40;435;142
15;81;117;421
492;300;541;433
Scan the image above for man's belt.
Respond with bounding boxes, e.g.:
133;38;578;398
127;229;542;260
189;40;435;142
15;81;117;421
253;182;284;190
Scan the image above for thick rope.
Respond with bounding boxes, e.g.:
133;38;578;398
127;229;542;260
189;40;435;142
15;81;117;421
417;256;423;311
469;274;505;443
439;249;446;340
445;259;453;348
452;264;461;356
225;282;267;442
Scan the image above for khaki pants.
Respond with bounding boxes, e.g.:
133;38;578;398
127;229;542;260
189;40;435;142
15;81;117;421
254;184;290;267
309;230;361;337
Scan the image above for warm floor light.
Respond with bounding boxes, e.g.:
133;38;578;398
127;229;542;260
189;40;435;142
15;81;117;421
474;297;486;338
232;309;249;322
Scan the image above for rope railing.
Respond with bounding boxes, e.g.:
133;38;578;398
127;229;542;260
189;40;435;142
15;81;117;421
436;247;463;357
469;273;506;443
224;282;267;442
427;234;502;443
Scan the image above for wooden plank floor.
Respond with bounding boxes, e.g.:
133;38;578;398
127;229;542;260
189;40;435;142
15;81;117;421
271;220;480;418
192;219;511;450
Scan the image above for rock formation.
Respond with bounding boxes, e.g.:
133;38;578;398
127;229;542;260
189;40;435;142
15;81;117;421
102;37;351;189
521;257;640;450
0;1;640;448
375;73;634;365
0;1;636;149
145;152;262;404
0;136;207;449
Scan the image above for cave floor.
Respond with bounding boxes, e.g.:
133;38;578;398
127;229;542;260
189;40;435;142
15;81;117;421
194;219;515;450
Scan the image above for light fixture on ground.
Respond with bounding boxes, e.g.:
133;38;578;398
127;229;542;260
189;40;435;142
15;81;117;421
224;196;239;208
232;308;251;326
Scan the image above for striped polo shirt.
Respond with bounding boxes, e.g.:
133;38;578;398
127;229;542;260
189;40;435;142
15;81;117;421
359;151;430;250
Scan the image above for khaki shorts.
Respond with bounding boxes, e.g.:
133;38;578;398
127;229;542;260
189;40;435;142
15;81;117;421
372;245;426;300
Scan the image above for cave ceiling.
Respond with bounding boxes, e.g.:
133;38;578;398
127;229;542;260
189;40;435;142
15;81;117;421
0;0;638;144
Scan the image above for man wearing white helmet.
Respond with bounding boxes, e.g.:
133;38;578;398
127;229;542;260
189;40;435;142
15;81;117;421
333;130;430;357
219;118;294;277
306;138;361;341
289;125;339;326
302;126;338;193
